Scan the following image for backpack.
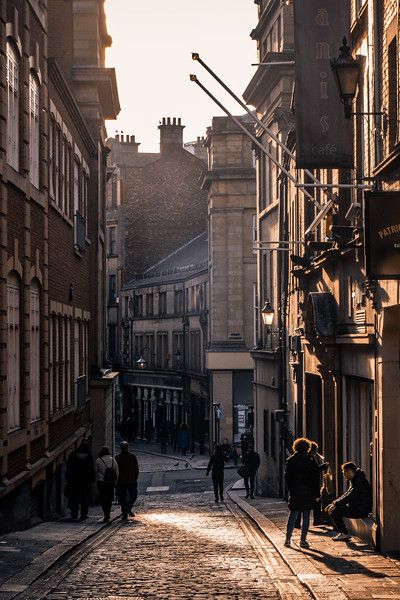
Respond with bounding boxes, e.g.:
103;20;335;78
101;458;117;484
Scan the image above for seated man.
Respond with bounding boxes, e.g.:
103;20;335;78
326;461;372;541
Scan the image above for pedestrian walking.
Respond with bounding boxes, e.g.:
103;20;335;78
284;437;320;548
309;442;329;525
65;439;95;521
243;445;260;499
326;461;372;541
178;423;190;456
206;445;226;502
221;438;237;464
115;441;139;521
95;447;119;523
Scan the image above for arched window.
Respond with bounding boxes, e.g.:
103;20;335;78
29;72;40;188
7;273;20;430
30;280;41;421
6;42;19;170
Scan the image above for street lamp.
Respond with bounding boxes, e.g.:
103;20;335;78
261;300;274;332
136;356;146;369
330;37;360;119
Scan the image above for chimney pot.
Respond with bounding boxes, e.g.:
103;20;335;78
178;118;181;125
173;117;176;125
162;117;166;125
167;117;171;125
116;134;120;141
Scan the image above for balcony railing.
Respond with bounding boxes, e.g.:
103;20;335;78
74;211;86;253
75;375;87;410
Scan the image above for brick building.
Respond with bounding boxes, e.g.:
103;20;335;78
106;120;208;367
246;0;400;551
0;0;119;532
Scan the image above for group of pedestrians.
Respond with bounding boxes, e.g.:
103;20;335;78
65;440;139;523
284;437;372;548
207;441;260;503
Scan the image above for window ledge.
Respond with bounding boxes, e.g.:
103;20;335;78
49;404;75;422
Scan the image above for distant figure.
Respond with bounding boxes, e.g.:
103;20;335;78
65;439;95;521
170;424;179;453
284;437;320;549
243;446;260;499
326;462;372;541
115;441;139;521
206;445;226;503
126;416;135;443
159;426;169;454
178;423;190;456
95;447;119;523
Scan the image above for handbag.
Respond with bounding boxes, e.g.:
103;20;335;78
237;465;248;478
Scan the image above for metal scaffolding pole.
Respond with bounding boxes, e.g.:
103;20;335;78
189;75;322;210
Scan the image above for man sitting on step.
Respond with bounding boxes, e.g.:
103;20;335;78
326;461;372;541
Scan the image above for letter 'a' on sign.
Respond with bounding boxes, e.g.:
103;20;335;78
294;0;354;169
365;192;400;280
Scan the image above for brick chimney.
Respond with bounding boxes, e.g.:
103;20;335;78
158;117;185;155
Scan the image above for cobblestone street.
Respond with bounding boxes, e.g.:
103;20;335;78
45;492;285;600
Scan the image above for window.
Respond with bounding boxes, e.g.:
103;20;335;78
108;274;117;304
263;409;270;454
7;273;20;430
158;291;167;315
172;331;183;368
345;378;373;482
156;332;169;368
134;333;143;360
134;294;143;317
108;324;117;360
74;160;80;215
174;289;184;315
146;293;154;316
108;226;117;256
30;281;40;421
144;333;155;368
6;42;19;170
189;330;201;372
65;141;71;218
49;118;54;198
29;73;40;188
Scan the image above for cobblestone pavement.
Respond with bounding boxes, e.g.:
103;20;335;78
44;492;308;600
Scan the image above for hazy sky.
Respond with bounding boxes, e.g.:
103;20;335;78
105;1;257;152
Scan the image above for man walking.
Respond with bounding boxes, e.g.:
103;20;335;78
65;439;95;521
243;445;260;499
326;461;372;541
115;441;139;521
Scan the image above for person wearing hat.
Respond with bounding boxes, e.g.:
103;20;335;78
65;439;95;521
115;441;139;520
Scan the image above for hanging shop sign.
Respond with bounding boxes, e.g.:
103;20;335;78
294;0;353;169
365;192;400;280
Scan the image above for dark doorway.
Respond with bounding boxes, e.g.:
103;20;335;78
305;373;322;447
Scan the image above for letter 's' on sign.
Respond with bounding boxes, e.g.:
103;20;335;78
294;1;353;169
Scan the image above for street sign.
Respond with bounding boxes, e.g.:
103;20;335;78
365;192;400;279
294;0;353;169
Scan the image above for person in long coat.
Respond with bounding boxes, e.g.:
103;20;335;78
206;445;226;502
284;437;320;548
65;439;95;521
95;447;119;523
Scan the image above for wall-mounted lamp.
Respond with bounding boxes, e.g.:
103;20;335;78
261;300;274;333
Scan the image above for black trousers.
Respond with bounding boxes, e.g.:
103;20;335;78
69;485;90;519
97;481;115;519
331;505;366;534
244;472;256;495
212;474;224;500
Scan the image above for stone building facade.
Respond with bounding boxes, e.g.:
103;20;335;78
120;234;209;449
201;116;256;447
0;0;119;532
246;0;400;551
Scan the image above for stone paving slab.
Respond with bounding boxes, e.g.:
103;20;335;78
229;491;400;600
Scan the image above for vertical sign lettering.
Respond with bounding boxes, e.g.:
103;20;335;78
294;1;353;169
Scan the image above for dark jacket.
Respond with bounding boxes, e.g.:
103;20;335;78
244;450;260;474
66;449;95;488
116;451;139;484
285;451;320;511
206;454;225;478
334;469;372;515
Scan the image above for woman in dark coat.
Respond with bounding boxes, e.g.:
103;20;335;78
284;437;320;548
206;445;226;503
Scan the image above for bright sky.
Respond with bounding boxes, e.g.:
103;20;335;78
105;0;257;152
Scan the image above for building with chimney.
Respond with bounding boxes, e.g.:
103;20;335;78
0;0;119;532
106;119;208;369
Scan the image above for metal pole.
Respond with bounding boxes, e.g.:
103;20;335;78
251;62;295;66
296;183;372;189
190;75;321;209
192;53;338;206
